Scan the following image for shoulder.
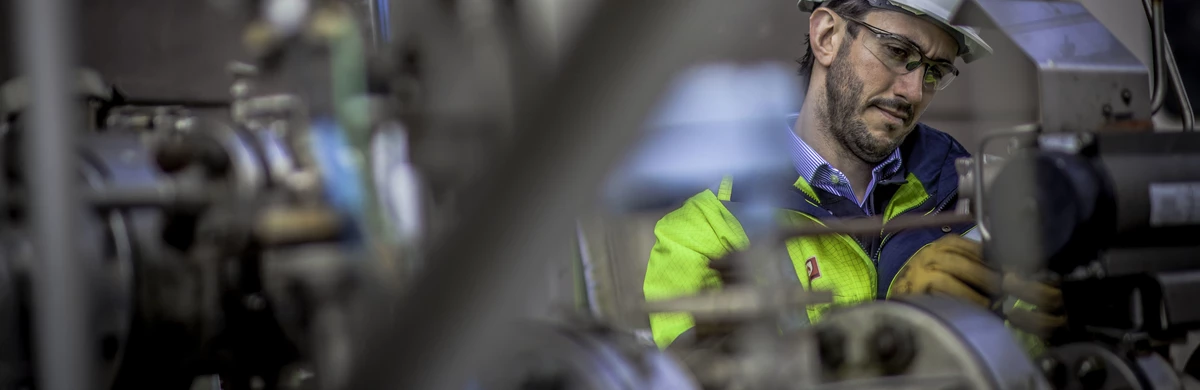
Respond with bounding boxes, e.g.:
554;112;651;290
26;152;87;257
653;188;748;253
906;123;971;161
897;123;972;194
656;189;730;232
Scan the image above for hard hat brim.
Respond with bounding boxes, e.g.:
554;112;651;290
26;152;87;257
796;0;993;63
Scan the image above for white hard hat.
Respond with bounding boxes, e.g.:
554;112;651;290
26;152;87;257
798;0;993;63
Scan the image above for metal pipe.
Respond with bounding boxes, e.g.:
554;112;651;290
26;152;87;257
344;1;774;389
1164;38;1194;131
1148;0;1167;114
781;213;975;239
16;0;92;389
1142;0;1192;130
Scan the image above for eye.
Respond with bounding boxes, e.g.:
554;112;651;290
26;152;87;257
885;44;911;60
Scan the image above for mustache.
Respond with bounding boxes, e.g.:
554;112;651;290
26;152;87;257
867;98;914;122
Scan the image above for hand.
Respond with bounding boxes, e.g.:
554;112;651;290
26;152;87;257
890;234;1002;309
1002;273;1067;339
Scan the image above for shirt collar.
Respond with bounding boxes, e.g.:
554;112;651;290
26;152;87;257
785;115;904;196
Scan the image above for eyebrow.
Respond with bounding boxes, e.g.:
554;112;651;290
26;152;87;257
887;29;953;64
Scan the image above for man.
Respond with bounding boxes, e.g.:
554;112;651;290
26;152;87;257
643;0;1063;350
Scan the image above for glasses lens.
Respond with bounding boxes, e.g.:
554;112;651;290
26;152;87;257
927;63;957;90
863;34;921;73
864;33;959;90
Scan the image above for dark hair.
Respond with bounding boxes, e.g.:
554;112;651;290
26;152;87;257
797;0;874;80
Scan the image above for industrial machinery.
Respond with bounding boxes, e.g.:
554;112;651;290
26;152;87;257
0;65;402;390
2;1;409;389
5;0;1200;389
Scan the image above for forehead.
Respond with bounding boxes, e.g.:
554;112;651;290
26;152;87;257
861;10;958;62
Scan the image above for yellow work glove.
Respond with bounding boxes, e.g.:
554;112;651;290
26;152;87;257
889;234;1002;309
1002;273;1067;340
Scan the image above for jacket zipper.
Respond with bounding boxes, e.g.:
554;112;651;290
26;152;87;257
793;212;876;275
872;190;957;263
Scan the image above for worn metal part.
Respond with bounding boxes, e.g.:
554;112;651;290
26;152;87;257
954;0;1152;133
814;296;1051;390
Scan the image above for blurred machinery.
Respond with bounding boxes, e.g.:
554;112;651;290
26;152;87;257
4;0;1200;389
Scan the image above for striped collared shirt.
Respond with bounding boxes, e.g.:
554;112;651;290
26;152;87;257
786;118;903;216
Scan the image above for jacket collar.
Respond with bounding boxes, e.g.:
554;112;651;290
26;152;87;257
734;121;970;218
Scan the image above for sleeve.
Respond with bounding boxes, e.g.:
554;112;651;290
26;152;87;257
643;190;748;349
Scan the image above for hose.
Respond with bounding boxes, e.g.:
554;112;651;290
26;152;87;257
1142;0;1195;130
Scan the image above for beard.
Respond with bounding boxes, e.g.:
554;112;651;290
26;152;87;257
820;48;915;164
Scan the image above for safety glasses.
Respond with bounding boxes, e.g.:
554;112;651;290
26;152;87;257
841;15;960;91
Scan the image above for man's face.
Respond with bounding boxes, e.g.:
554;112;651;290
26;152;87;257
821;10;959;163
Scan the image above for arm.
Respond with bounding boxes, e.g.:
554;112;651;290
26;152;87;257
643;190;747;349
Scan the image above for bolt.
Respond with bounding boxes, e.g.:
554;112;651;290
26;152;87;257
1077;356;1107;389
816;326;847;371
1038;356;1067;388
1121;89;1133;105
1102;104;1113;116
870;324;916;375
941;226;952;233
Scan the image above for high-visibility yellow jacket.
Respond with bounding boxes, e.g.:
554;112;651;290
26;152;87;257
643;123;978;349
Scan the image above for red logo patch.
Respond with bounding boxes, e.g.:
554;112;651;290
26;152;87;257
805;257;821;280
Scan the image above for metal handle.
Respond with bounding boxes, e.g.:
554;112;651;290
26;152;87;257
973;125;1041;243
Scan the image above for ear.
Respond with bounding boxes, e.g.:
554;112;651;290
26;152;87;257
808;8;844;68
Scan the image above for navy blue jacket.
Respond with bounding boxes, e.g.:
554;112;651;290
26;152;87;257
730;123;974;297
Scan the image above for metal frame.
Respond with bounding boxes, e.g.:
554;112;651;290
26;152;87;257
955;0;1153;133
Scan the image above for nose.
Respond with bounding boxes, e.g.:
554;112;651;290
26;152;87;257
892;66;925;103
